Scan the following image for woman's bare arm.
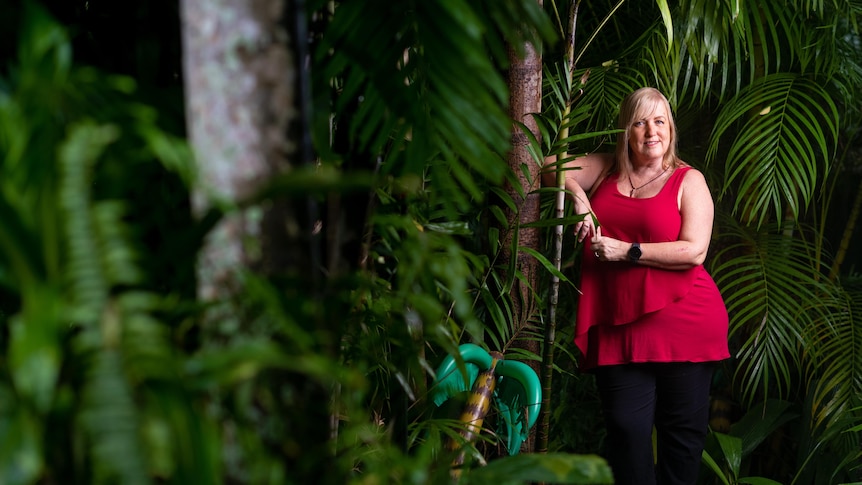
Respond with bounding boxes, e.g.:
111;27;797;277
543;152;613;241
589;168;715;270
542;152;612;197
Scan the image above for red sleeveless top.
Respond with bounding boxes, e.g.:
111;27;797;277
575;167;730;369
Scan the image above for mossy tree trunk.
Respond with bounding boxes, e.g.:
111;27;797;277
502;20;543;454
180;0;332;480
180;0;301;298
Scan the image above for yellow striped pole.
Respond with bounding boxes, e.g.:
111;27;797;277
448;351;503;477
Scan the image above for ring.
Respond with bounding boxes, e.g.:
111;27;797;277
594;251;600;258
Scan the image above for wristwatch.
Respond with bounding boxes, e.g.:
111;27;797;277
628;242;642;262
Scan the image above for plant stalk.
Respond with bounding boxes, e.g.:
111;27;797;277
537;0;580;455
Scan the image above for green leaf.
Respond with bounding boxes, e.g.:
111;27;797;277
518;246;572;286
706;74;838;227
713;432;743;479
463;452;613;484
738;478;785;485
0;390;44;485
655;0;674;54
81;349;149;485
8;288;63;413
729;399;797;457
701;449;731;485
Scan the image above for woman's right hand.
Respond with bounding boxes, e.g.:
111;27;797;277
542;152;610;243
573;197;595;243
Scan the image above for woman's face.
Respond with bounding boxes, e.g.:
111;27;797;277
628;102;670;164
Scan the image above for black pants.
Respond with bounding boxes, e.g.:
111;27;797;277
594;362;715;485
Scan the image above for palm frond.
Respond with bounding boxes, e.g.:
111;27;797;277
317;0;554;215
711;218;834;404
554;65;644;151
802;285;862;430
791;282;862;479
59;123;120;318
787;0;862;28
793;375;862;484
59;122;154;483
828;28;862;126
646;0;842;107
80;348;149;485
706;73;838;227
637;0;750;104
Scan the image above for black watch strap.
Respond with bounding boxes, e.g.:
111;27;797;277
628;242;642;262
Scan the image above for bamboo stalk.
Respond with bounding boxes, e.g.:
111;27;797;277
536;0;580;455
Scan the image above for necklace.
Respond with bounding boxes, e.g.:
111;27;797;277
628;168;668;197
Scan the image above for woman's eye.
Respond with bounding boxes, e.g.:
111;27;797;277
633;121;644;127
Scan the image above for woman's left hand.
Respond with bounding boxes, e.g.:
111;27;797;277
590;227;626;261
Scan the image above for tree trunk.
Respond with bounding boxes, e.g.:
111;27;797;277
181;0;300;299
181;0;331;480
502;30;543;454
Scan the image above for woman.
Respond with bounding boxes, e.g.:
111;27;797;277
543;87;729;484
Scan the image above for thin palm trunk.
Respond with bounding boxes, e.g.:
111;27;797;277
537;0;580;454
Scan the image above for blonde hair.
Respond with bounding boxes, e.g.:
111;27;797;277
613;88;682;179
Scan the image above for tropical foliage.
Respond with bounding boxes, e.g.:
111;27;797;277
0;0;860;484
0;4;208;484
539;0;862;483
0;0;610;483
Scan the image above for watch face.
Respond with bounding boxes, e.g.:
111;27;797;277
629;243;642;261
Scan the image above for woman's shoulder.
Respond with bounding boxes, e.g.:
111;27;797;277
674;161;702;179
675;163;713;202
675;163;704;178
